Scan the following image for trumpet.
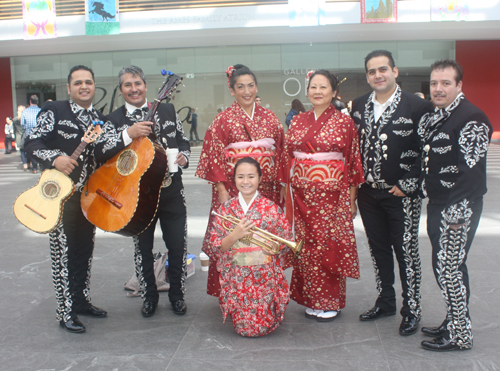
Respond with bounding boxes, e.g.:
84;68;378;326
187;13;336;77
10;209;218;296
211;211;303;256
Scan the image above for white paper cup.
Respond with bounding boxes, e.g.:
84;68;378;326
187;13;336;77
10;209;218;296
166;148;179;173
199;252;210;271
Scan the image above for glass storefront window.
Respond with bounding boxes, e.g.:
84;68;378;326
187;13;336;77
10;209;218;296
11;40;455;135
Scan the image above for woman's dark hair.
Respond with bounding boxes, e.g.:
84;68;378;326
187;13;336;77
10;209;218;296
234;157;262;178
291;99;305;112
227;64;258;90
307;69;339;92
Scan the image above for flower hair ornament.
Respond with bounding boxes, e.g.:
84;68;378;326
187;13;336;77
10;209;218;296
305;70;315;97
225;65;236;88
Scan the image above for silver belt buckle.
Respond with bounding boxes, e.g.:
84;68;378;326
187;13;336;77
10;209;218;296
161;173;172;188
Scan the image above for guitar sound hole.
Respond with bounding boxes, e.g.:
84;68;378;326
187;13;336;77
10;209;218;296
41;181;60;199
116;149;138;176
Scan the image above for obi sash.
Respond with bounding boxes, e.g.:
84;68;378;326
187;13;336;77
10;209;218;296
291;151;345;183
225;138;276;171
230;240;273;266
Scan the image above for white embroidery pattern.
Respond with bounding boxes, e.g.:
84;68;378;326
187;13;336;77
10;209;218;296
58;120;79;130
436;201;473;348
353;111;361;120
459;122;490;168
433;145;452;154
443;199;472;225
393;117;413;125
58;130;78;140
439;165;458;174
361;87;402;180
432;132;450;141
393;130;413;137
440;180;455;189
400;164;411;171
400;150;418;159
399;177;418;193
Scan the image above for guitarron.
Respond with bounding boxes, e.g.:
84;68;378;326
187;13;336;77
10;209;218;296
80;70;183;237
13;123;102;234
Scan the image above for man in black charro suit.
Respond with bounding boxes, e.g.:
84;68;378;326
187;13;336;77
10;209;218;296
106;65;190;318
25;65;125;333
351;50;433;336
418;60;492;351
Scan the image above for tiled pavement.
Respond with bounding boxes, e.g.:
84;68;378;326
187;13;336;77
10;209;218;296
0;143;499;371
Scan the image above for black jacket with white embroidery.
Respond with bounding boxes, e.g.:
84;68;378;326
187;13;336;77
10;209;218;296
106;102;190;174
24;100;123;191
351;86;434;195
417;94;492;224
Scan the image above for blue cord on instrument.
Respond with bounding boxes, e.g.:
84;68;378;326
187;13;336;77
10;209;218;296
161;69;173;76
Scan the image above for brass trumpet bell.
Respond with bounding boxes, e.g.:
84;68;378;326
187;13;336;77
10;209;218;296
211;211;302;256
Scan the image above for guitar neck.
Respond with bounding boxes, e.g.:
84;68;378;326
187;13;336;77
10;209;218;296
145;101;161;122
70;140;90;161
144;101;162;142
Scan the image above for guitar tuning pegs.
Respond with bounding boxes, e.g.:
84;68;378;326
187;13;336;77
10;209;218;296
93;120;103;126
161;70;167;76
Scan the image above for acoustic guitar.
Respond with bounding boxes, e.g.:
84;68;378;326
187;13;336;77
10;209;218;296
13;123;103;234
80;71;183;237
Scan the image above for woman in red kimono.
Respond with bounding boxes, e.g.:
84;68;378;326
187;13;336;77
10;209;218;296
280;70;364;322
208;157;293;337
196;64;285;296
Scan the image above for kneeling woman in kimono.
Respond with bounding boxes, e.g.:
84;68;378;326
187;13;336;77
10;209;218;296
208;157;294;337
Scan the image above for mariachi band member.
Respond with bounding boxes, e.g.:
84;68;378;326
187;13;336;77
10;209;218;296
106;65;190;318
25;65;123;333
418;60;492;351
351;50;433;335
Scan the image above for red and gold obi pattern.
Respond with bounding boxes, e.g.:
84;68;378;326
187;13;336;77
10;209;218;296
208;195;293;337
279;105;364;311
225;138;276;179
196;101;285;297
292;151;345;185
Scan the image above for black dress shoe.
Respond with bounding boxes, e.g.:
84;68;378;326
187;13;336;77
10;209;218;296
76;304;107;318
171;299;187;315
59;315;86;333
421;319;448;337
359;306;396;321
141;301;157;317
399;316;419;336
421;335;471;352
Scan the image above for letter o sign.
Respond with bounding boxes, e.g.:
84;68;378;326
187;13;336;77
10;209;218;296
283;78;301;97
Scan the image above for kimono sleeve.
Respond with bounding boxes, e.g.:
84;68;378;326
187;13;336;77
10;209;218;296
278;129;294;184
207;202;234;272
274;205;295;270
195;115;228;183
443;117;491;225
346;119;364;187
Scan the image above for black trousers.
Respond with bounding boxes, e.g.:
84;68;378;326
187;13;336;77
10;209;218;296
49;192;95;322
358;185;422;318
427;198;482;348
133;174;187;303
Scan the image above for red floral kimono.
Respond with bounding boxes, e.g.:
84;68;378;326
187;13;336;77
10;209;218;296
208;195;293;337
279;105;364;311
196;101;285;296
